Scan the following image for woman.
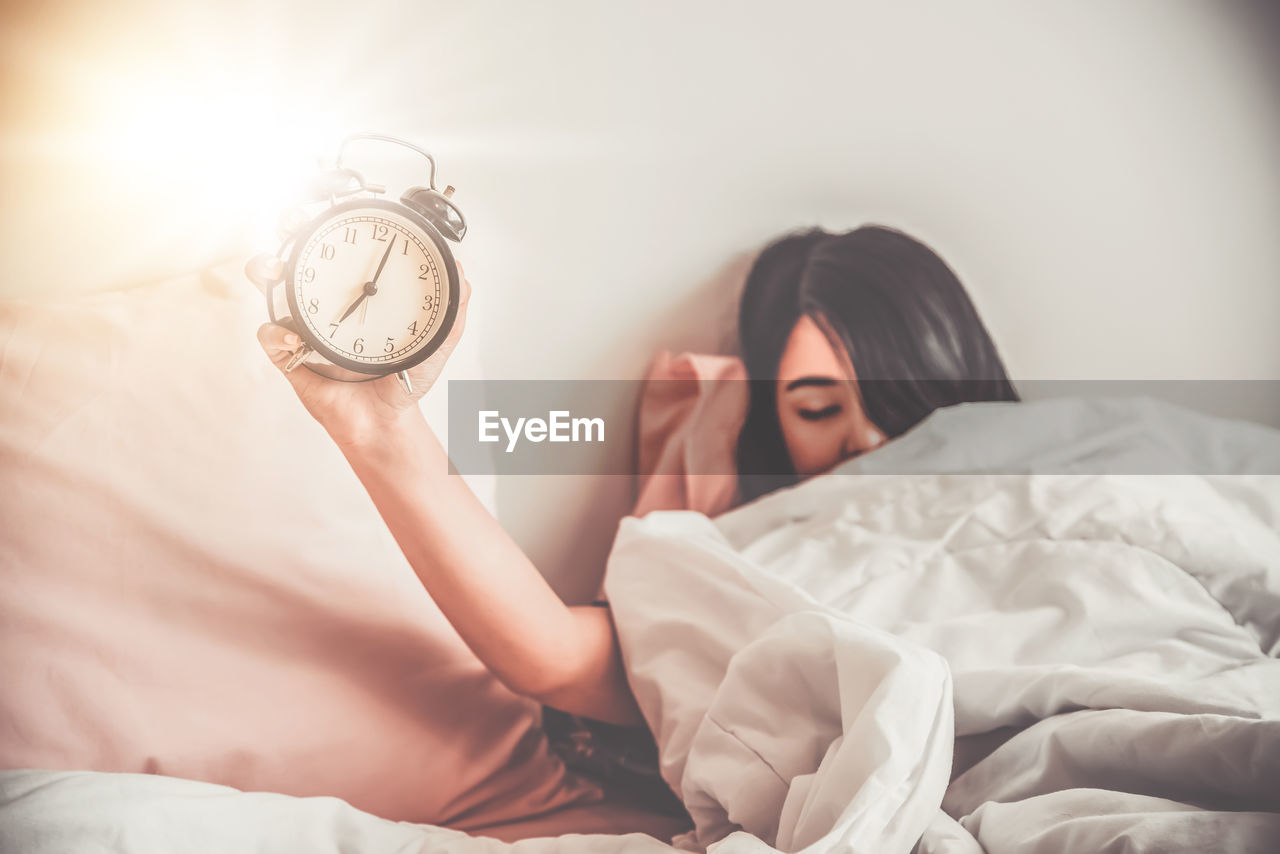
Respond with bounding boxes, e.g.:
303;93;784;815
255;224;1015;811
734;226;1018;503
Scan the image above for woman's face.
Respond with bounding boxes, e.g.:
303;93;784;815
775;314;887;478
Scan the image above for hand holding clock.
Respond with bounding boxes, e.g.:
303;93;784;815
257;265;471;449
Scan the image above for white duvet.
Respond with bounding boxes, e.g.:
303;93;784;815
4;397;1279;853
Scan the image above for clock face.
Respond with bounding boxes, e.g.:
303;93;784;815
287;200;456;374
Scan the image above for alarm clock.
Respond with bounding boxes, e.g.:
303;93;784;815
245;133;467;394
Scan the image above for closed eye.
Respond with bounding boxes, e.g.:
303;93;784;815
797;404;841;421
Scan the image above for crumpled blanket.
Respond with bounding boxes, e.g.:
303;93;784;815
4;396;1279;853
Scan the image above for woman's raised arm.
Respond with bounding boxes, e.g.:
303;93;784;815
255;276;643;727
335;412;642;726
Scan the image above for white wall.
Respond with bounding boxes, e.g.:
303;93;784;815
4;1;1278;598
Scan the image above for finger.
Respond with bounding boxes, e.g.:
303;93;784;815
257;322;303;369
442;295;467;351
456;261;472;306
435;272;470;353
455;269;471;329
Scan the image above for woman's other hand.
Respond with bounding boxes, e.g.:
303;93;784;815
257;268;471;447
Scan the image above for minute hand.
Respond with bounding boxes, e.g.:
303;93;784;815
369;235;396;286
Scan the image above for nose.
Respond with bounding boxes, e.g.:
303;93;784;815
840;424;882;461
839;429;862;461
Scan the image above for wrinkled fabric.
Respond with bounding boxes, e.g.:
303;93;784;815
632;350;746;518
606;512;954;853
706;399;1280;852
3;396;1279;853
0;266;602;830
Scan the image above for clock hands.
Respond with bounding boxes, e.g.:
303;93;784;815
287;232;406;376
336;282;376;324
334;236;398;326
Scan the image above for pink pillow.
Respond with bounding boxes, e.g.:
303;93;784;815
632;351;748;518
0;265;602;831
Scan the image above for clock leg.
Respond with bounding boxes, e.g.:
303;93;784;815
284;343;313;373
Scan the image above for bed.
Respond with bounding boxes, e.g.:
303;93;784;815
2;263;1279;853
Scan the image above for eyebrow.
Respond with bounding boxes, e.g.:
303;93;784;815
784;376;839;392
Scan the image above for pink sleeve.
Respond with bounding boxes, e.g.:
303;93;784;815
631;351;748;518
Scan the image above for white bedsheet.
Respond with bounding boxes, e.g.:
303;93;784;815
3;397;1278;853
692;398;1280;852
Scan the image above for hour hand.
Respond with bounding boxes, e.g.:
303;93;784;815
336;282;375;324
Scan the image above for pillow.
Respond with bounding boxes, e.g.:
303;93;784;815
632;351;747;518
0;262;603;830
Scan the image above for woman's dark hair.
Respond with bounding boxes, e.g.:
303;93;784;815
735;225;1019;502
